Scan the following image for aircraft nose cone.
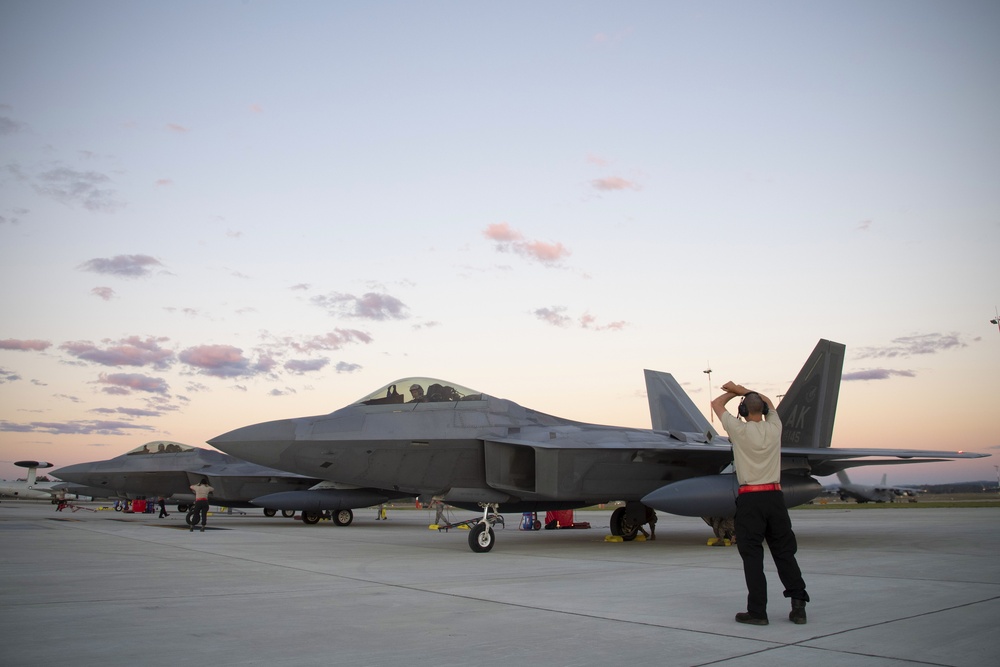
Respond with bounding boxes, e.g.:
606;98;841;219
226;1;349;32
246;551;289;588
208;418;297;468
51;463;90;483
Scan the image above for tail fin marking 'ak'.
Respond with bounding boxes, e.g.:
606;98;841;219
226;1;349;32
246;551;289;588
644;370;719;442
776;339;845;449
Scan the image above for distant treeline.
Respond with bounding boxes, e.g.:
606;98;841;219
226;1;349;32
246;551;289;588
919;481;1000;494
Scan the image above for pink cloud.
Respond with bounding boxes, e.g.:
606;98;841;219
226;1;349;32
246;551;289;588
580;312;628;331
166;123;189;133
591;176;640;191
484;222;523;243
284;358;329;374
535;308;628;331
520;240;569;264
483;224;571;266
179;344;250;378
91;286;115;301
0;339;51;352
0;419;156;435
61;336;173;369
291;329;373;352
97;372;170;394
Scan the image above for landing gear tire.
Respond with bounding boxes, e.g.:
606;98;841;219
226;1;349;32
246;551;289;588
185;511;198;526
610;507;640;541
281;510;295;518
332;509;353;526
263;508;277;517
301;510;322;525
469;522;495;553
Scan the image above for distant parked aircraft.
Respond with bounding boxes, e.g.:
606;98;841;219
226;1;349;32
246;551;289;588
0;461;85;502
52;441;323;521
833;471;922;503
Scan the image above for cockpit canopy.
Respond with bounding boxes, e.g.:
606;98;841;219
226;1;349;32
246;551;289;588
125;441;193;455
356;378;485;406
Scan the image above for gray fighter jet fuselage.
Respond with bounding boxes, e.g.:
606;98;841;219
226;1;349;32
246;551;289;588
209;340;989;552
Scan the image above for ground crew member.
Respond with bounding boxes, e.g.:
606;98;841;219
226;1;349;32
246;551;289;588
712;380;809;625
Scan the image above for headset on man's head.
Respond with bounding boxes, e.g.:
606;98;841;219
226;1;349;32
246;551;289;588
738;392;769;418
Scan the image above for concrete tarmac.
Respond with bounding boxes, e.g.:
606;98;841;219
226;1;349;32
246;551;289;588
1;501;998;667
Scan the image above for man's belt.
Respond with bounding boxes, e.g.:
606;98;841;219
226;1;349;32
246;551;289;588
738;483;782;494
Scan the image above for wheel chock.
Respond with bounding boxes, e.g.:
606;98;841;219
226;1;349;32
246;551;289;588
428;524;439;530
604;535;624;542
634;534;647;542
707;537;733;547
458;524;471;530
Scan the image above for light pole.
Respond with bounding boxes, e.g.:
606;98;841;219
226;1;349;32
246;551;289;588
704;365;713;422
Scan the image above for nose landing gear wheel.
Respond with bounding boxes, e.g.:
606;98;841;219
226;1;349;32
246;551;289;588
469;522;495;552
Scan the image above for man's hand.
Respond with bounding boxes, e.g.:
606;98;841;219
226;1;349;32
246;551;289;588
721;381;748;396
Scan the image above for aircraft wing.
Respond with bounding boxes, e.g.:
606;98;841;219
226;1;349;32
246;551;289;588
484;435;983;479
778;446;984;477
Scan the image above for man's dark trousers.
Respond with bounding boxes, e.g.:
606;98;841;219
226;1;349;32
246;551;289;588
735;490;809;618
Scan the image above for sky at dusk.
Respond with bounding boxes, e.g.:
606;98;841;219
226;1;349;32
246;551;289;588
2;1;998;487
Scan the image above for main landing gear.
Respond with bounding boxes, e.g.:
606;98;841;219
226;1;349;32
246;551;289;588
300;508;354;526
609;502;644;541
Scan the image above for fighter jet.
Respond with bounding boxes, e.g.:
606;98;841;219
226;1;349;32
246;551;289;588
833;471;922;503
209;340;989;552
52;441;323;521
0;461;85;502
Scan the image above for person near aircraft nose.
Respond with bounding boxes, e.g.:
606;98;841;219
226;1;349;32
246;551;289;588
157;496;169;518
189;478;213;532
712;381;809;626
637;506;657;540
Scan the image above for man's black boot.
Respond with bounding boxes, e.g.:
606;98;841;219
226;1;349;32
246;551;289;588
735;612;768;626
789;599;807;625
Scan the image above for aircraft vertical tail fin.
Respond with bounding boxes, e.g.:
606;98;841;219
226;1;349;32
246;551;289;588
776;339;845;449
644;370;719;440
